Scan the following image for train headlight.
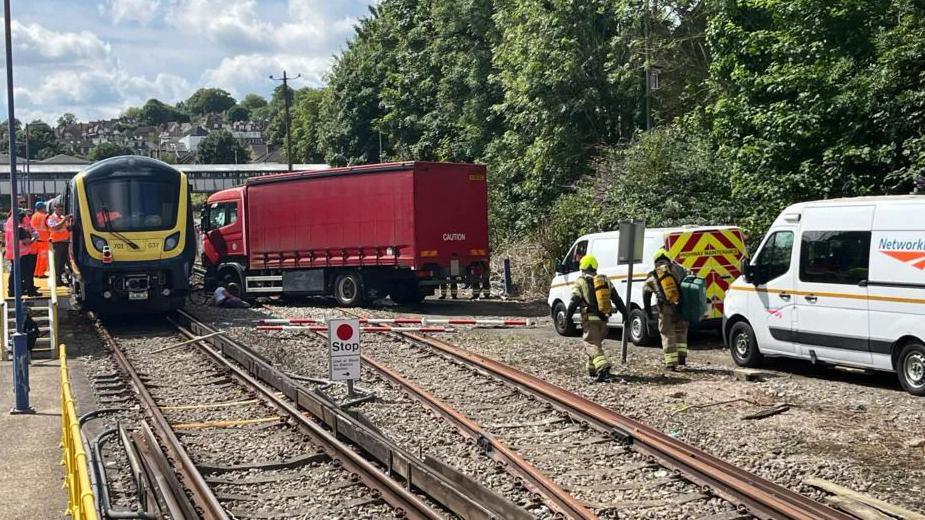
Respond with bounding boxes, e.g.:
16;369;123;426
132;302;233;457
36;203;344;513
163;231;181;251
91;234;108;252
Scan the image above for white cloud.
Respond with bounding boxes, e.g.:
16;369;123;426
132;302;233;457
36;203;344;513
99;0;163;26
9;20;111;65
166;0;270;50
203;53;330;97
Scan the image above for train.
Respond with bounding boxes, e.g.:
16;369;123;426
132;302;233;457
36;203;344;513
201;162;490;306
65;156;196;313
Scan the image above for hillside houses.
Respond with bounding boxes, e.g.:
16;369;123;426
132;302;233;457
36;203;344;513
54;114;273;163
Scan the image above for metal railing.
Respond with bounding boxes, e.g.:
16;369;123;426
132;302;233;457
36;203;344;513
60;345;99;520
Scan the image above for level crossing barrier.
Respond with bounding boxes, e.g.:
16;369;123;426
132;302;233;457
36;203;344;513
258;317;532;327
60;345;99;520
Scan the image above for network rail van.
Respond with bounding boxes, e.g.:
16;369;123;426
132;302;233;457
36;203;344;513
723;195;925;395
548;226;747;345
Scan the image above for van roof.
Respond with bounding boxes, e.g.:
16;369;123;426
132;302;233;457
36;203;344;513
576;225;740;242
776;194;925;221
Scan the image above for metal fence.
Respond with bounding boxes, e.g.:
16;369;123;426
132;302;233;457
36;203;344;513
60;345;99;520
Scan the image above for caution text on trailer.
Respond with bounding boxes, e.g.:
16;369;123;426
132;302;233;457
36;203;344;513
328;318;361;381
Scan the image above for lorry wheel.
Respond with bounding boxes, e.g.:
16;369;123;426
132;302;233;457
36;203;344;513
629;309;656;346
897;342;925;396
552;302;578;336
729;321;762;367
334;272;366;307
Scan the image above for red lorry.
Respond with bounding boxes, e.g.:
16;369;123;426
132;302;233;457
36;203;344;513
200;161;490;305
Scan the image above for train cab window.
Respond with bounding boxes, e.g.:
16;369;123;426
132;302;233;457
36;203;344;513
86;175;179;232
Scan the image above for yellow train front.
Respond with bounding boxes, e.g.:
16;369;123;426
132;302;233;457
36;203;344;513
67;156;195;313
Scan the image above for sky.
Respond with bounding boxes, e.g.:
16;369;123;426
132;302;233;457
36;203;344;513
0;0;377;124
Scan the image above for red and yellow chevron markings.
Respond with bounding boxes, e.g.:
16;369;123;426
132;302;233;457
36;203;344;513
666;229;747;319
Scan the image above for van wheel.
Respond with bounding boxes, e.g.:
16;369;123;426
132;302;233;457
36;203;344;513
334;272;366;307
897;342;925;396
552;302;577;336
729;321;762;367
629;309;656;346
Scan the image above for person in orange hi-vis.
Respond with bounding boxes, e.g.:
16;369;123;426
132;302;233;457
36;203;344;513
31;201;50;278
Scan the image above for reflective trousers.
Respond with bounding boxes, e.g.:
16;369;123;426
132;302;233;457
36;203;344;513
658;304;688;366
33;241;48;277
581;319;612;375
439;282;457;298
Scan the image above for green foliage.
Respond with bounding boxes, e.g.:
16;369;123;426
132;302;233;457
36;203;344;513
197;130;248;164
240;94;269;112
26;121;61;159
89;142;134;161
139;99;189;126
290;88;326;163
56;113;78;127
708;0;924;232
181;88;237;115
225;104;251;123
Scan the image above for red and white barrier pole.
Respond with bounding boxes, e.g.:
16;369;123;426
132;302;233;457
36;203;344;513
257;325;456;333
258;317;532;327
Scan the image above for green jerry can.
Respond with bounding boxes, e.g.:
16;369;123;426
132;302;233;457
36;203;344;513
679;276;707;327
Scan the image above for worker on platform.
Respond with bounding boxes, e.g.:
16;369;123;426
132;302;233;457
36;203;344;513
643;248;690;371
31;201;49;278
469;263;491;300
564;254;627;382
438;279;458;300
6;211;40;297
47;202;71;287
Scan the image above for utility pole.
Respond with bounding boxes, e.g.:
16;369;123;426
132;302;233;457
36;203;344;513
5;0;33;414
643;0;652;131
23;123;29;207
269;70;301;171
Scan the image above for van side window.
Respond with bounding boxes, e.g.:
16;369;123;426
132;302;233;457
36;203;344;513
756;231;794;281
567;240;589;271
800;231;871;285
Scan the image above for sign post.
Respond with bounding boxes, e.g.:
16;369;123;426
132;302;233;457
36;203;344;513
618;221;645;364
328;318;361;396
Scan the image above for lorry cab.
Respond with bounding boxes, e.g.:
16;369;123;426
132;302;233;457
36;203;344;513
201;187;246;270
724;195;925;395
548;226;747;345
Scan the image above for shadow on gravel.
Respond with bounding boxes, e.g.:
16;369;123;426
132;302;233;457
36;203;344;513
608;372;689;386
758;356;903;393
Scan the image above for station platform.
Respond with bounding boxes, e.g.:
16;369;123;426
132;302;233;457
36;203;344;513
0;264;81;519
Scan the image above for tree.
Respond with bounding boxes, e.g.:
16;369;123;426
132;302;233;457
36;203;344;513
0;118;22;154
225;104;251;123
197;130;248;164
240;93;268;112
708;0;919;233
139;99;189;126
291;88;326;163
25;120;60;159
56;113;78;127
181;88;237;115
89;142;134;161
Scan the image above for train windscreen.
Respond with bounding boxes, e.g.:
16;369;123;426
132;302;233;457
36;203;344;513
86;176;180;232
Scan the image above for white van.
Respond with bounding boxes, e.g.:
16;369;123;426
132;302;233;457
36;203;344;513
548;226;747;344
723;195;925;395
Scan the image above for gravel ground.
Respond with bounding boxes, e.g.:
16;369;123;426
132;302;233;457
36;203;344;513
100;318;414;519
200;293;925;517
192;299;746;518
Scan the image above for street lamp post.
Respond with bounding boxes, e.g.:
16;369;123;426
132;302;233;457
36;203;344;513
4;0;33;414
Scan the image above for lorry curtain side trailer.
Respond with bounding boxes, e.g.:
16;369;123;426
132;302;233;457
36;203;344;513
200;161;490;306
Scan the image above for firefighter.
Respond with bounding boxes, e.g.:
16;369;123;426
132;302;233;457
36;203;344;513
438;280;458;300
643;248;690;371
31;201;49;278
564;254;627;382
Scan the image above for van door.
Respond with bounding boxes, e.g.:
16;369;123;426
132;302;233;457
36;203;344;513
748;229;798;355
794;206;874;366
552;238;589;317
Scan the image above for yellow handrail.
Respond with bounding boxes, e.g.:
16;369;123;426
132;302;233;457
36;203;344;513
60;345;99;520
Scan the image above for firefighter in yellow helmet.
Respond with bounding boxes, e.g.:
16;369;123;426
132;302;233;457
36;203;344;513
643;248;690;371
565;254;627;382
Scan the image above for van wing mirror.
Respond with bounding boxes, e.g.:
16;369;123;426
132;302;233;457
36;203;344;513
200;206;210;232
555;260;566;274
741;257;753;284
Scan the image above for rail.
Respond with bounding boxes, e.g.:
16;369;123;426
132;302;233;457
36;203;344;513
392;330;856;520
60;345;99;520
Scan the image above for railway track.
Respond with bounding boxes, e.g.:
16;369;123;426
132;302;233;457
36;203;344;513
230;302;859;520
94;314;454;520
